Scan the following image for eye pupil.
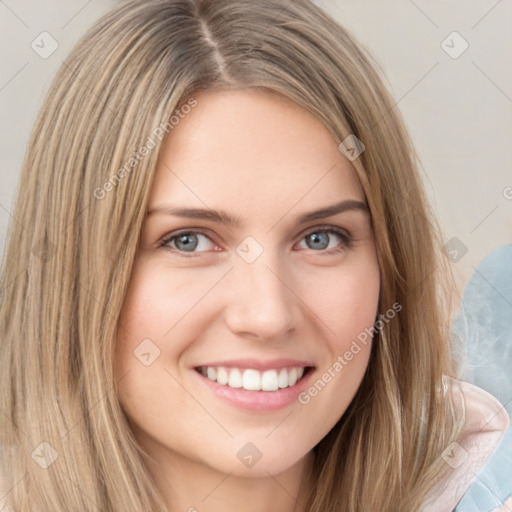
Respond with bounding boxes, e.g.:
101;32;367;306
307;232;329;250
176;233;198;252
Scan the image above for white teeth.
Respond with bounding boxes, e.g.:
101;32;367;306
278;368;288;388
261;370;279;391
199;365;308;391
243;369;261;391
217;367;229;385
228;368;243;388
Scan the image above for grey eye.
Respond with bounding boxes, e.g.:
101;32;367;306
162;231;215;253
306;232;330;250
174;233;200;252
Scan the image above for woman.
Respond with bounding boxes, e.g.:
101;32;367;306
0;1;508;511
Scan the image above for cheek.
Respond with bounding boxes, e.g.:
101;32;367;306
113;263;223;419
115;263;217;353
294;253;379;425
114;265;175;403
304;253;380;349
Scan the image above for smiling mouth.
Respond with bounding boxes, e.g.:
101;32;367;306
194;365;313;391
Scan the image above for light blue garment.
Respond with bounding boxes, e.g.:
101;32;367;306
452;244;512;511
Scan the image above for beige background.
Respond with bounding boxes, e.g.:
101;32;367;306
1;0;511;295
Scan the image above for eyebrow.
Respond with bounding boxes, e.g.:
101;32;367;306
146;199;369;228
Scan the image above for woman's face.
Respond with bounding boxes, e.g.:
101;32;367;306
114;89;380;479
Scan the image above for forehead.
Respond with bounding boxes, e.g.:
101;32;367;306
148;89;365;218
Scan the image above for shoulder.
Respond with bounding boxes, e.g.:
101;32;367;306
421;377;510;512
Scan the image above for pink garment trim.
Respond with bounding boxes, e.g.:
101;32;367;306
421;377;510;512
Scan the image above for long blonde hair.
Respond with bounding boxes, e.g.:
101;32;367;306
0;0;464;510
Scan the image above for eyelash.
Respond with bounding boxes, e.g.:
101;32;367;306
158;226;353;258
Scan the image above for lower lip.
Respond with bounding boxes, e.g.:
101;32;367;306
194;368;314;412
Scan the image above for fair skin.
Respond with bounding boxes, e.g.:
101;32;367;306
114;89;381;512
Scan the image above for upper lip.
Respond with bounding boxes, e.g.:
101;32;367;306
194;358;315;371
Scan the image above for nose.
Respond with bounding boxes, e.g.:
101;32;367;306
222;251;302;342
